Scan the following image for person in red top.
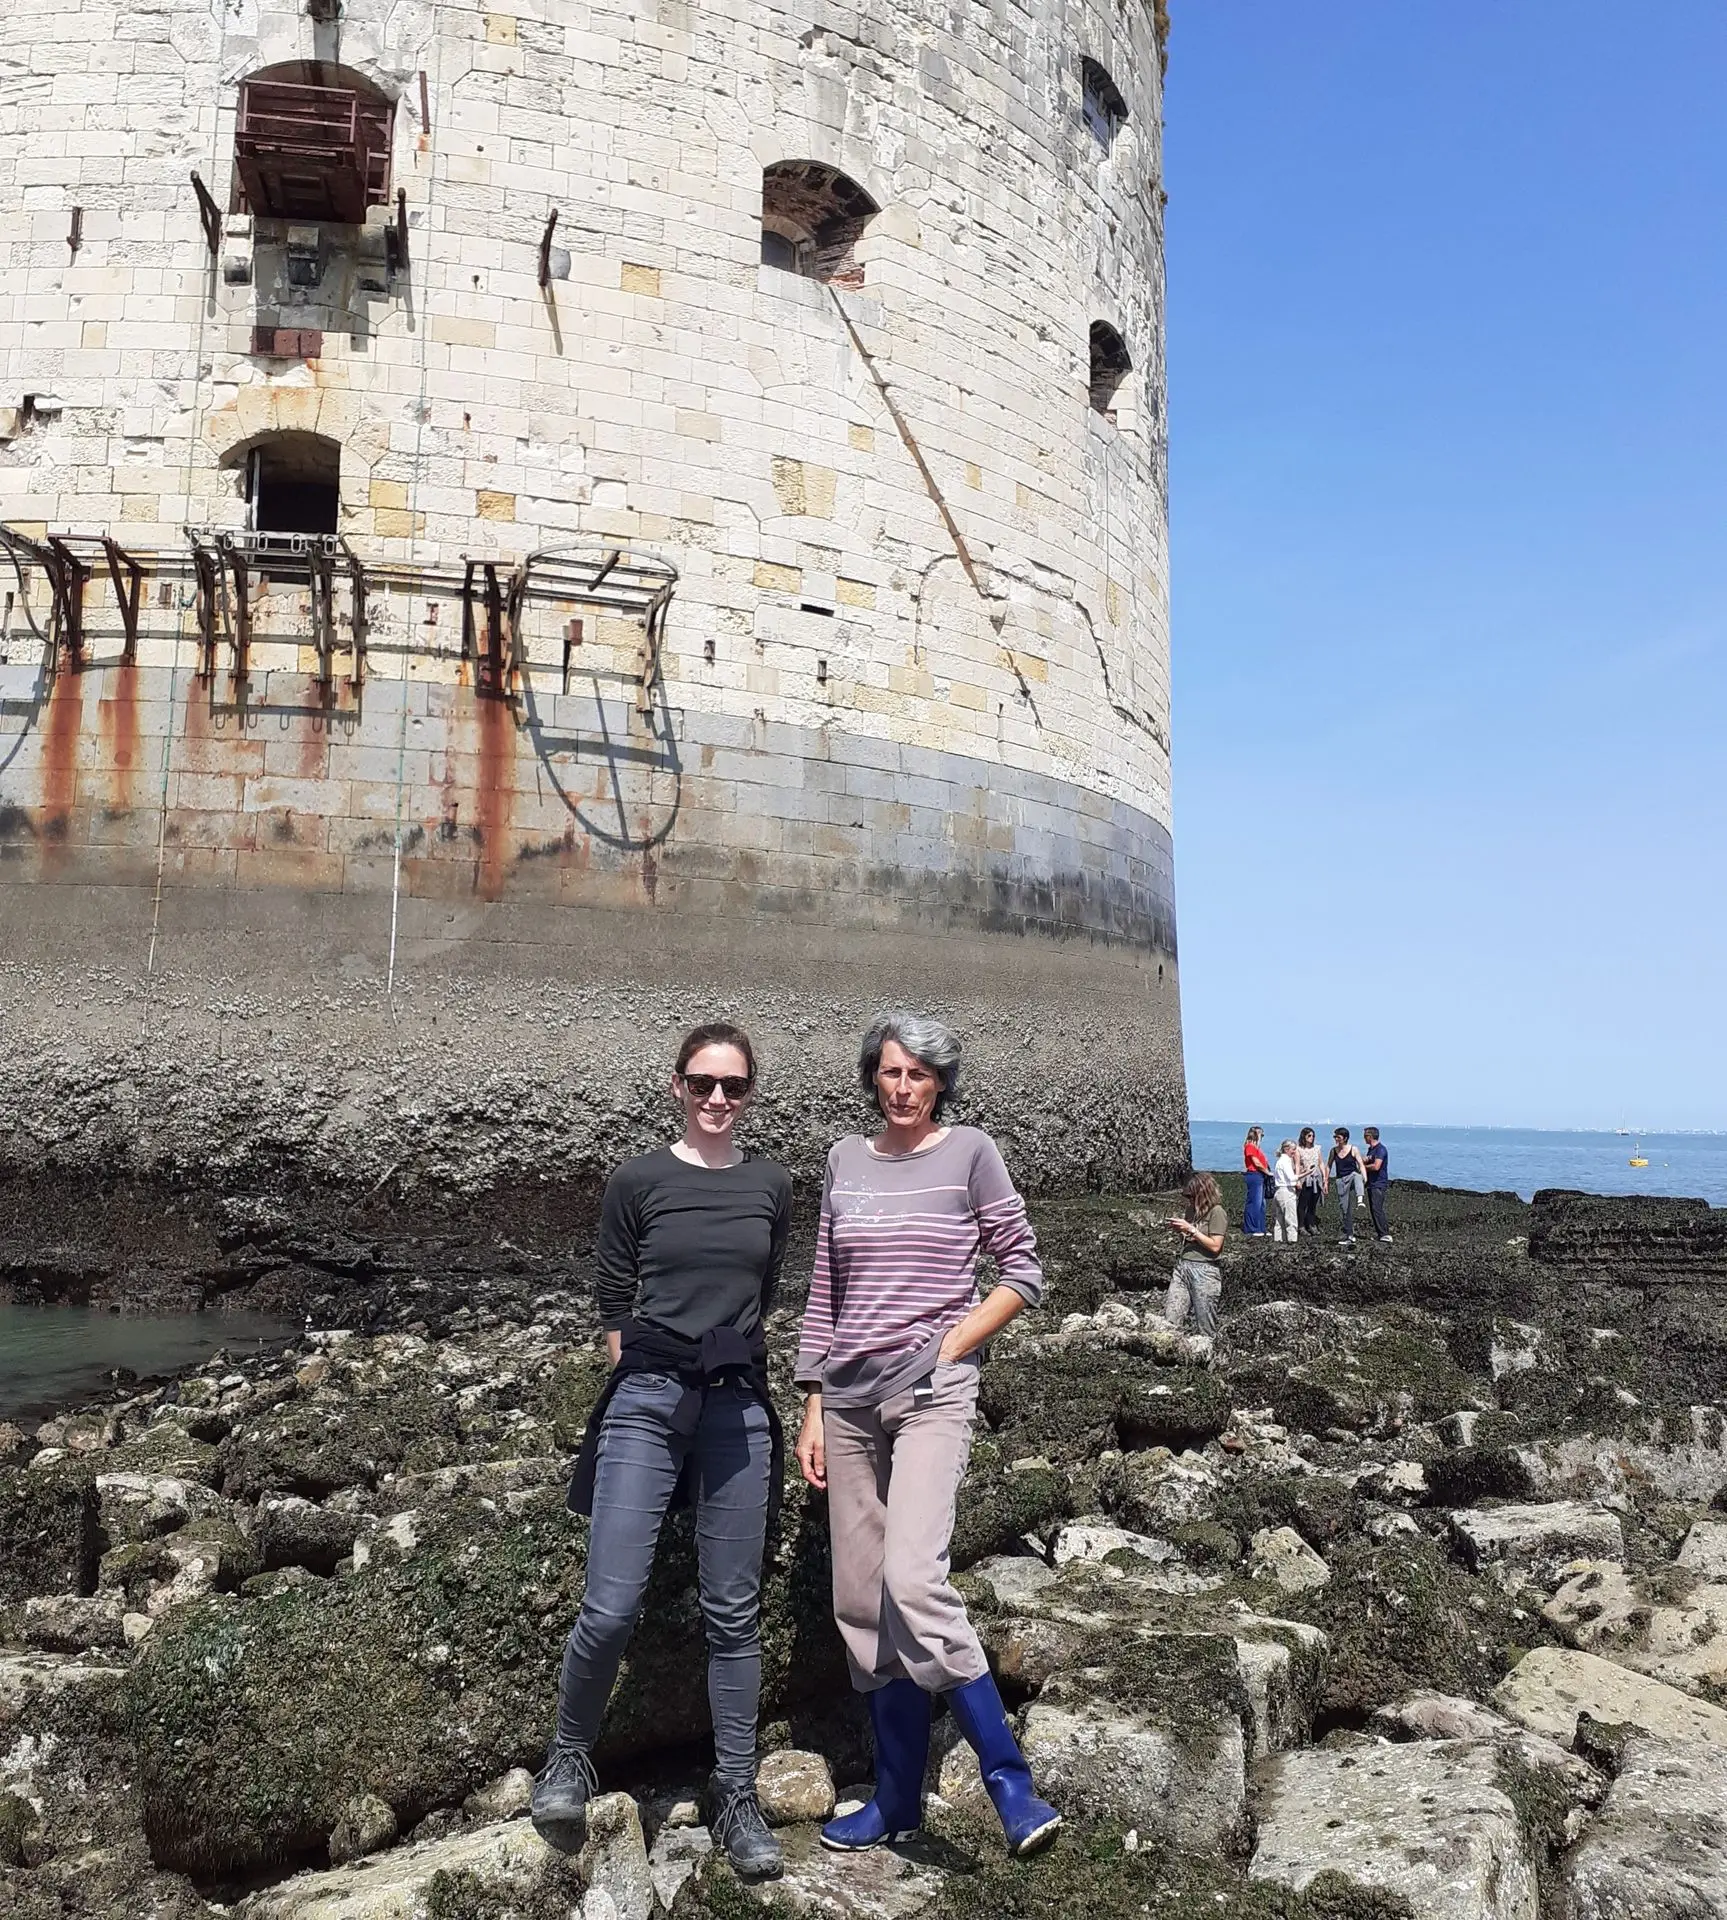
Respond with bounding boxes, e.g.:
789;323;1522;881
1242;1125;1271;1236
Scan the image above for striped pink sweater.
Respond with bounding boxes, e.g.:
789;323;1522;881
794;1127;1044;1405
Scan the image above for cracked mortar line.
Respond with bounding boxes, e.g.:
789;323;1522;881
825;284;1041;721
140;24;230;1062
388;27;464;1003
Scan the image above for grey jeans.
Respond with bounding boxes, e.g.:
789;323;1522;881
822;1361;991;1694
1165;1259;1222;1336
557;1371;772;1788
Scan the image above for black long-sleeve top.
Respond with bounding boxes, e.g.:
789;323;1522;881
594;1146;792;1338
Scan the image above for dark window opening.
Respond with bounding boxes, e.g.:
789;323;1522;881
235;62;395;223
1082;58;1128;150
245;433;341;535
1089;321;1131;421
761;162;879;288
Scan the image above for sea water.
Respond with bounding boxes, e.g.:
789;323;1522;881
1191;1121;1726;1207
0;1305;298;1424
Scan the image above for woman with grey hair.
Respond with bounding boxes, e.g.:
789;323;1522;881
793;1012;1061;1859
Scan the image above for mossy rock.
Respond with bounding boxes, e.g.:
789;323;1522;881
1214;1475;1358;1553
220;1373;463;1500
1273;1532;1556;1716
123;1469;847;1877
1423;1446;1537;1509
0;1790;35;1868
950;1438;1071;1569
1270;1319;1475;1437
978;1348;1230;1462
0;1465;99;1603
532;1351;612;1453
104;1426;224;1487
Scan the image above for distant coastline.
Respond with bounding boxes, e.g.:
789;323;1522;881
1191;1120;1725;1207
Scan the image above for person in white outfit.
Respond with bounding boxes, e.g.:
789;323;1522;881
1271;1140;1300;1246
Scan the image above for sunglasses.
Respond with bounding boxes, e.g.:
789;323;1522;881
679;1073;753;1101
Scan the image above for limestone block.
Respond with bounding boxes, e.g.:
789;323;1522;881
1563;1737;1727;1919
235;1818;571;1917
1249;1526;1331;1593
755;1749;835;1825
327;1792;397;1866
647;1820;711;1911
1019;1688;1246;1850
1494;1647;1727;1747
1249;1740;1537;1920
1680;1520;1727;1581
1449;1501;1624;1591
95;1472;225;1545
579;1791;651;1920
22;1593;126;1652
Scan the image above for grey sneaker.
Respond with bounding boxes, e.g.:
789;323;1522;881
531;1744;598;1853
713;1786;783;1878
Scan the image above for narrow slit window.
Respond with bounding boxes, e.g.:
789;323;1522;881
1089;322;1131;422
760;162;879;288
1082;58;1128;152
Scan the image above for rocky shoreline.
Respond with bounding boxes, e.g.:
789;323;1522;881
1;1177;1724;1918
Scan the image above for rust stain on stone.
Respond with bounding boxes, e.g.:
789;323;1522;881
98;659;141;812
40;665;85;852
475;689;513;902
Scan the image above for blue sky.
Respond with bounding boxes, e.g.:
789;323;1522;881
1164;2;1727;1131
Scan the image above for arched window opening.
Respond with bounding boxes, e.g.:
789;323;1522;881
240;433;341;536
234;61;395;223
760;163;879;288
1089;322;1131;422
1082;58;1128;151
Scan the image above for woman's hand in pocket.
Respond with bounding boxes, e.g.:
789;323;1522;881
795;1396;826;1491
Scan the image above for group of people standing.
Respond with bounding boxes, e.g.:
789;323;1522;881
532;1012;1062;1882
1241;1124;1391;1246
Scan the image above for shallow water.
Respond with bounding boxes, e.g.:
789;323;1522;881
0;1305;299;1423
1192;1120;1727;1206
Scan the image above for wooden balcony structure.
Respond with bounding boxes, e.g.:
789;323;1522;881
234;79;393;224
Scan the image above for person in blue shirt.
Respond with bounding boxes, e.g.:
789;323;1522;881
1363;1127;1391;1243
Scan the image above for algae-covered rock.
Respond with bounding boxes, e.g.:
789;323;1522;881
0;1464;99;1602
221;1372;463;1500
978;1348;1228;1461
124;1467;849;1877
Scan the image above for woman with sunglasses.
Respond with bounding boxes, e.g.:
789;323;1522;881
532;1022;790;1880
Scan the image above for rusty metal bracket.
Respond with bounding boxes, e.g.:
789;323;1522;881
217;535;252;683
561;617;583;693
309;547;337;696
190;171;222;257
68;206;83;258
461;558;508;698
636;585;672;716
390;188;409;276
341;539;367;689
189;540;222;679
44;538;88;670
589;548;621;596
101;538;143;662
537;208;559;289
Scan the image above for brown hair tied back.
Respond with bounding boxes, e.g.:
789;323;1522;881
1183;1172;1221;1214
675;1021;757;1081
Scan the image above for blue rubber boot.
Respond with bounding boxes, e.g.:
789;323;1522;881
945;1673;1062;1856
820;1679;930;1850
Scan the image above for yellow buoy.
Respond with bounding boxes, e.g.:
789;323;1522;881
1629;1139;1648;1168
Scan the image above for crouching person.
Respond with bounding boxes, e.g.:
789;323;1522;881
793;1012;1061;1859
533;1023;791;1878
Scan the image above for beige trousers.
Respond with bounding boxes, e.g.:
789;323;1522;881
821;1361;991;1694
1271;1189;1299;1243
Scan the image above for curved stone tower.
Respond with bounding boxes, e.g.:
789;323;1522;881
0;0;1182;1191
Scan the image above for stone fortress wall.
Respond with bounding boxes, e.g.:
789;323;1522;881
0;0;1184;1191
